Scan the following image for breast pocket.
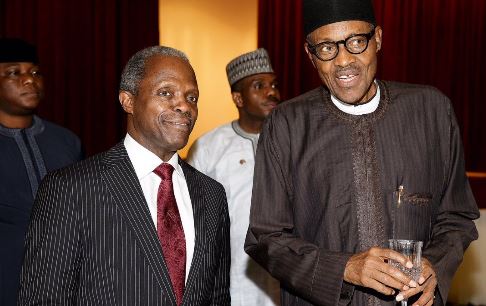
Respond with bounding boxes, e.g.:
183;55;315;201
391;190;433;242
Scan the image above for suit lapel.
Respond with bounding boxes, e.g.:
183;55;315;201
101;143;177;305
179;159;208;303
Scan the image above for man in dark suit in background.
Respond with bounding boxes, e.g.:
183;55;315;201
18;46;231;305
0;38;83;306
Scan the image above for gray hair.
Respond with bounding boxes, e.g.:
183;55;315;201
119;45;190;95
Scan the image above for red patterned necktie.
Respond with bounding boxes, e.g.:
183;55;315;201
153;163;186;306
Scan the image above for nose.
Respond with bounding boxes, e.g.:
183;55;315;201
267;86;280;100
173;95;193;114
21;73;34;85
334;44;355;67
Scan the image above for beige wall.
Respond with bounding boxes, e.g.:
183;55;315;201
159;0;258;158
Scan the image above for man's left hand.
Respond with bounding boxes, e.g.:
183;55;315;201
396;257;437;306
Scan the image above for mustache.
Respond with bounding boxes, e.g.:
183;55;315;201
267;96;281;103
160;111;194;124
335;63;360;75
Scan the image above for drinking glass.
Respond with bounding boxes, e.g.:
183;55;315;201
388;239;423;306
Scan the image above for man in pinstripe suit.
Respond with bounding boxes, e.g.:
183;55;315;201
17;46;231;305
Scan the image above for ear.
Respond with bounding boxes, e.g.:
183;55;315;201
374;26;383;52
232;92;244;108
304;42;317;69
119;91;134;114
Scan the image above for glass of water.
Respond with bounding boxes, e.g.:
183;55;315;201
388;239;423;306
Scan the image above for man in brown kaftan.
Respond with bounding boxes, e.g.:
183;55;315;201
244;0;479;305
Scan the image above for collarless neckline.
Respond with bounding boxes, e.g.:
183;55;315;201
320;80;390;124
0;115;44;137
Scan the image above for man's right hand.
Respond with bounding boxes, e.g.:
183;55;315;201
343;247;418;296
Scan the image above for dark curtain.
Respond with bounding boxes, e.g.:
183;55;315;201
258;0;321;103
0;0;159;156
258;0;486;174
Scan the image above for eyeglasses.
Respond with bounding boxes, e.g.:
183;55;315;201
306;28;376;61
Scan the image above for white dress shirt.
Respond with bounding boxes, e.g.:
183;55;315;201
124;133;195;282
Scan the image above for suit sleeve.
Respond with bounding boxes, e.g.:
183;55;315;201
17;172;82;305
210;186;231;305
244;110;353;305
422;102;479;304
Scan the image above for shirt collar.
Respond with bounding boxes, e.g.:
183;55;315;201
124;133;185;180
330;80;381;115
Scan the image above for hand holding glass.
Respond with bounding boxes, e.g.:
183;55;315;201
388;239;423;306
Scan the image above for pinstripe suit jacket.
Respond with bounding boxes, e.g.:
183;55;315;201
17;142;231;305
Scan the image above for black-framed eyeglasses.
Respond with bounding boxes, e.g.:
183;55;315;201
306;28;376;61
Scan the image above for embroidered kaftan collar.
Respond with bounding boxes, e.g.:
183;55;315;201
0;115;44;137
321;80;390;124
231;120;260;156
330;80;380;115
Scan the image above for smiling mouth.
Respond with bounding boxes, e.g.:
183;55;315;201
335;73;360;88
163;120;192;129
337;74;357;81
